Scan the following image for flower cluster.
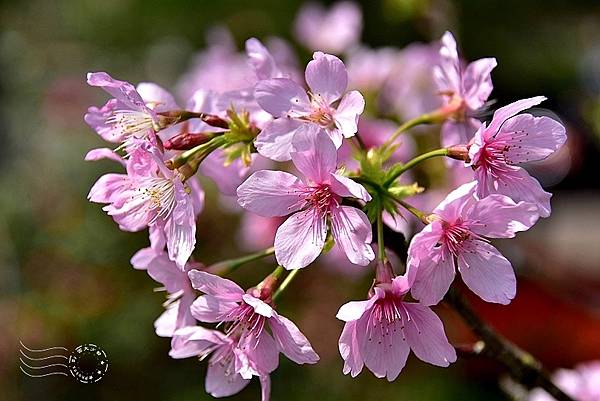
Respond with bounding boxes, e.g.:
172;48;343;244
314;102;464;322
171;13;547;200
84;3;568;400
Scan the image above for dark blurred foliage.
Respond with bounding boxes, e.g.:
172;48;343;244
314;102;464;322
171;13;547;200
1;0;599;400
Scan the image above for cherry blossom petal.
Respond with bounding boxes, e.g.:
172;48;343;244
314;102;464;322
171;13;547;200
433;31;461;94
205;362;250;398
246;37;280;80
495;114;567;164
84;147;126;166
402;303;457;366
269;312;319;364
334;90;365;138
486;96;546;135
291;127;337;183
190;295;239;323
339;321;364;377
305;52;348;104
336;297;379;322
88;173;128;204
462;57;497;110
432;181;478;222
254;117;304;161
154;305;177;337
169;326;225;359
130;247;157;270
84;99;125;143
358;312;410;381
242;294;274;318
467;194;539;238
246;331;280;374
457;240;516;304
136;82;178;111
187;270;245;301
330;173;371;202
146;254;184;293
87;71;147;111
474;166;552;218
237;170;305;217
411;248;455;306
255;78;310;117
330;206;374;266
441;118;480;148
165;185;196;268
274;209;327;269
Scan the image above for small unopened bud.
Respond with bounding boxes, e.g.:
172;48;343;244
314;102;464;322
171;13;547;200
446;145;471;162
164;132;216;150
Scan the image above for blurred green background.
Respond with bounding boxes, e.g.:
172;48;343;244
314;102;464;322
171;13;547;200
2;0;600;400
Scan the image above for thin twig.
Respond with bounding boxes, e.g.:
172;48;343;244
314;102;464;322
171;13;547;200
444;289;574;401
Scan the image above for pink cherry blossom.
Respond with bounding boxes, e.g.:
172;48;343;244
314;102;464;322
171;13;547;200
188;270;320;365
434;31;497;147
170;325;273;401
347;46;397;93
336;270;456;381
85;72;178;145
467;96;567;217
237;127;374;269
254;52;365;161
406;182;539;306
132;251;198;338
87;140;203;268
381;43;442;121
293;1;362;54
529;361;600;401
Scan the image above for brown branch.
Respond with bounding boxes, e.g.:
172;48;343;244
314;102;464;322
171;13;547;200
444;288;574;401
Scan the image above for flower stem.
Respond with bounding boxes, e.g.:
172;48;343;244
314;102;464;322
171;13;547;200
209;247;275;276
444;288;575;401
393;197;430;225
384;148;449;187
385;114;437;144
166;135;227;171
377;210;387;262
272;269;300;302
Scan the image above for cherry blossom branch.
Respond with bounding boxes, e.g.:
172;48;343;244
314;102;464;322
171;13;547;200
383;148;449;186
444;289;574;401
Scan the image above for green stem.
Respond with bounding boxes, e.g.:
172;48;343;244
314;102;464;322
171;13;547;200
384;148;449;187
377;210;387;262
167;135;227;170
209;247;275;276
385;114;436;144
394;197;430;224
272;269;300;302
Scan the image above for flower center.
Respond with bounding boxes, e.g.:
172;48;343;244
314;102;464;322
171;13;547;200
107;110;155;139
131;177;176;223
308;107;335;129
305;184;337;213
441;221;472;255
474;141;515;179
366;295;406;346
208;342;238;378
220;303;266;349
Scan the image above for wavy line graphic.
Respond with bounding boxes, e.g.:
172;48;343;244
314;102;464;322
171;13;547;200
19;341;70;379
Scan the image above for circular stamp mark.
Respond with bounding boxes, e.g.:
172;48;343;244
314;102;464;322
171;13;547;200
67;344;108;383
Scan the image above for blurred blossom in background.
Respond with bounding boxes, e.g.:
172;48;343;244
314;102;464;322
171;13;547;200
1;0;599;400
